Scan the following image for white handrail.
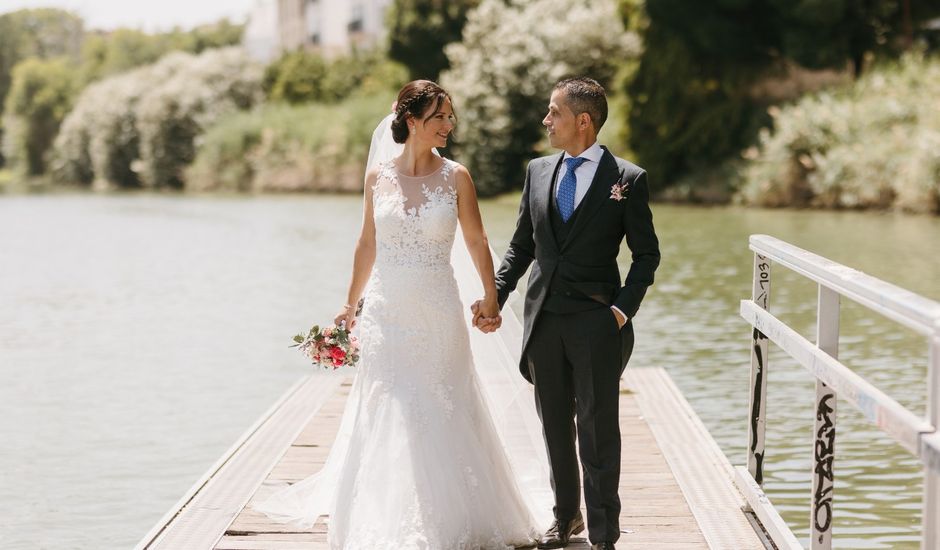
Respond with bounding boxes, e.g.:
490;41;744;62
739;235;939;550
740;300;934;455
749;235;940;336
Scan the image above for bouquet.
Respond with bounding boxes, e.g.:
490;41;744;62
291;322;360;369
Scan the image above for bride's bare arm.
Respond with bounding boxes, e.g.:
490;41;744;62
335;170;378;328
455;165;501;327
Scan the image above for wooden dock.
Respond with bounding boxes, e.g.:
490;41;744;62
137;367;770;550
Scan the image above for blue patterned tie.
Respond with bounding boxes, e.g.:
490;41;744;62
558;156;587;223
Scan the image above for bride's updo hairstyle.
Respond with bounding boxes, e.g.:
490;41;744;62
391;80;455;144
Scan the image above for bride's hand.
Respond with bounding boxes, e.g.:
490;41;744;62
334;304;357;330
471;298;502;333
478;297;499;320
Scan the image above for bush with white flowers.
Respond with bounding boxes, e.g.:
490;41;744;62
441;0;639;194
52;47;263;189
737;53;940;213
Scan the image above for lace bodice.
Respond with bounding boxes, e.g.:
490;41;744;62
372;158;458;269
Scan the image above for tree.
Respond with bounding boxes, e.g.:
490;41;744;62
442;0;639;195
263;49;407;104
133;48;264;189
79;20;245;85
625;0;940;187
1;57;77;175
80;29;170;84
52;47;263;189
0;8;83;166
170;19;244;53
738;53;940;213
387;0;480;81
0;8;83;99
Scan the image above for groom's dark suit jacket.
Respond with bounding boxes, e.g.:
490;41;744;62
495;146;660;382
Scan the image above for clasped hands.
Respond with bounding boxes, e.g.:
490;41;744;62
470;298;502;333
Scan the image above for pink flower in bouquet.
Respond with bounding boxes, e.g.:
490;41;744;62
291;322;359;369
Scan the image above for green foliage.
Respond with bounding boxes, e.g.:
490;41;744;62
626;24;767;186
386;0;480;80
52;47;263;189
79;20;244;85
168;19;245;54
134;48;262;189
79;30;177;85
0;9;242;169
52;54;187;188
0;8;83;166
626;0;940;188
187;93;393;192
263;49;406;104
442;0;639;195
0;9;83;103
737;53;940;213
1;57;77;175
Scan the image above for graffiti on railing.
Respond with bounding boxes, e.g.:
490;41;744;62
755;260;770;305
748;254;771;486
750;326;767;483
814;391;836;539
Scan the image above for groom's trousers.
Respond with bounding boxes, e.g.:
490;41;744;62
526;306;634;544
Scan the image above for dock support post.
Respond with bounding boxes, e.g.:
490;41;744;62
747;253;771;489
812;285;839;550
924;330;940;550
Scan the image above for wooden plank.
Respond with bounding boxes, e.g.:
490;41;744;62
615;384;710;549
625;368;767;550
135;377;308;550
149;367;766;549
218;370;721;549
139;375;347;550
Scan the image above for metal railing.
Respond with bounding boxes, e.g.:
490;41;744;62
736;234;940;550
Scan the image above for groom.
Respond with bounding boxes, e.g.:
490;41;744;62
474;77;660;550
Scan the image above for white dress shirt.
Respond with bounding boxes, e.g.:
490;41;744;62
552;141;629;323
553;141;604;210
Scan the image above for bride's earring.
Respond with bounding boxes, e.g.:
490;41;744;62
410;126;415;135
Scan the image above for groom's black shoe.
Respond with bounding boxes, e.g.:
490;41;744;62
591;543;616;550
536;512;584;549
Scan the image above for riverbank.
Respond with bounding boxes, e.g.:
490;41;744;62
3;177;938;216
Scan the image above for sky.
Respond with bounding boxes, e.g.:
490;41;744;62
0;0;259;31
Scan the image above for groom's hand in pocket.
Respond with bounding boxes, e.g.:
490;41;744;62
611;306;628;329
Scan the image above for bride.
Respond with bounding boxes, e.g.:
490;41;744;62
256;80;552;549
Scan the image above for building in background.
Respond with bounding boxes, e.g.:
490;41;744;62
244;0;392;62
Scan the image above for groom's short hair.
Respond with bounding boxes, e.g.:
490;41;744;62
554;77;607;131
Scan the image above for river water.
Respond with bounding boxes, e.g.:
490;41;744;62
1;193;938;549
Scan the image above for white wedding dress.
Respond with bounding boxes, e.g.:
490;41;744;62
255;157;552;549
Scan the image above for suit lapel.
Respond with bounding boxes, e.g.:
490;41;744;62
532;153;564;252
561;148;619;250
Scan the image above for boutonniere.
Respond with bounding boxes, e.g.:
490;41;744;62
610;173;629;201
